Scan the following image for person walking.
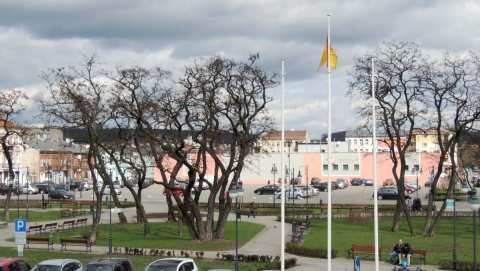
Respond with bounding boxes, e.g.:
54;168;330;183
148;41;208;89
248;201;257;218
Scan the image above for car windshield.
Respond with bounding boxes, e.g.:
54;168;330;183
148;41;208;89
84;265;113;271
145;263;178;271
32;265;62;271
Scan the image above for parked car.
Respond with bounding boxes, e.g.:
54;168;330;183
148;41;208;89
84;258;135;271
310;177;321;185
254;184;279;195
82;182;92;190
362;179;373;186
334;179;348;189
290;177;302;185
373;187;410;200
22;184;39;194
163;187;184;196
113;180;124;188
104;186;122;195
69;182;83;191
0;184;23;195
194;179;208;190
275;187;305;199
383;178;395;187
405;180;420;190
32;259;82;271
34;183;55;194
55;184;71;191
313;182;335;192
48;190;74;200
350;178;362;186
296;185;317;196
144;258;198;271
404;185;416;194
0;257;32;271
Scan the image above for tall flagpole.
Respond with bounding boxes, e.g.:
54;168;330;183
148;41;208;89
372;58;380;271
326;15;332;271
280;58;286;271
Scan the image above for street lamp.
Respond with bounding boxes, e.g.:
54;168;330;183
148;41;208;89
106;192;122;255
271;164;277;206
411;166;423;199
285;140;292;188
453;180;469;269
26;167;30;221
468;188;480;271
228;177;244;271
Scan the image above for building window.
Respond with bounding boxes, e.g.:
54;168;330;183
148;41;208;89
323;164;328;170
422;133;427;139
333;165;338;171
354;164;359;170
422;143;427;148
343;164;348;170
360;139;363;145
354;140;357;145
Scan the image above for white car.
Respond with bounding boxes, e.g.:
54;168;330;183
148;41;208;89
144;258;198;271
105;186;122;195
275;188;305;199
194;179;208;190
82;182;92;190
32;259;83;271
22;184;39;194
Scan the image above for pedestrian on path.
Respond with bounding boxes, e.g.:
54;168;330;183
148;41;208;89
248;201;257;218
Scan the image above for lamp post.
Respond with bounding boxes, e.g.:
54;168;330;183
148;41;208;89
453;181;469;269
411;166;423;200
468;188;480;271
26;167;30;221
271;164;277;206
285;140;292;188
228;177;244;271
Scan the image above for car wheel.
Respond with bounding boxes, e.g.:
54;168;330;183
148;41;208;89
378;195;383;200
296;194;301;199
257;191;262;195
40;190;44;194
407;190;413;194
29;191;33;195
324;188;328;192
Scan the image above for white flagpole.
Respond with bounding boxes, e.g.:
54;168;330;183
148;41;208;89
281;58;286;271
372;57;380;271
326;14;332;271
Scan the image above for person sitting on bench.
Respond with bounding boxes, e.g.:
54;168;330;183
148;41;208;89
400;242;413;266
389;239;403;264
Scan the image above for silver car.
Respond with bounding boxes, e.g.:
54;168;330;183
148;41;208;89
144;258;198;271
32;259;83;271
22;184;39;194
275;188;305;199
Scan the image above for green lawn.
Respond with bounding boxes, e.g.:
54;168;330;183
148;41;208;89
303;216;478;265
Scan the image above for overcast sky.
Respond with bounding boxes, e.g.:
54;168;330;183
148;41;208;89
1;0;479;139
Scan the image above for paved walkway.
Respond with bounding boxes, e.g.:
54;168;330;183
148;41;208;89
0;207;442;271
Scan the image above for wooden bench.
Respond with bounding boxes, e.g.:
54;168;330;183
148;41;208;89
58;220;76;231
76;218;88;228
347;244;383;261
320;205;340;213
27;225;44;236
349;205;368;213
25;237;53;251
60;238;92;252
60;209;71;218
43;222;58;233
409;249;427;265
72;208;86;216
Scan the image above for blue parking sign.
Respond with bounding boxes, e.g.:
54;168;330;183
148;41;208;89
354;256;361;271
15;219;27;232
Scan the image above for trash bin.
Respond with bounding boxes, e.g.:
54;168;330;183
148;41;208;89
90;204;95;214
292;221;297;234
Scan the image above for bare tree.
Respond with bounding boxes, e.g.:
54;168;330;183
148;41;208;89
0;90;28;220
348;41;429;235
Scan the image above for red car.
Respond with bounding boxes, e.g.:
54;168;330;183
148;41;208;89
0;258;32;271
163;188;184;196
405;185;416;194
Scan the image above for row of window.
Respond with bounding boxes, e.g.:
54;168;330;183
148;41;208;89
322;164;417;172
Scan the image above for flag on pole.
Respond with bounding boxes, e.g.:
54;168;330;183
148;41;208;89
319;39;337;69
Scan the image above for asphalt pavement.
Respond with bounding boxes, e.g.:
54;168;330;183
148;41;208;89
0;184;449;270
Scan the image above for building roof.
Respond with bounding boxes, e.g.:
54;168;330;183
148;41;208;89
263;130;308;140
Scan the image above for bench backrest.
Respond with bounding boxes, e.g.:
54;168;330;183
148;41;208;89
77;218;87;222
29;225;43;229
411;249;427;255
61;238;88;243
64;220;75;224
352;245;382;252
27;237;49;241
45;223;57;226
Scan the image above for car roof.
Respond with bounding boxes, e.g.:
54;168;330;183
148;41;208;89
149;258;195;265
0;258;29;266
36;259;79;266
